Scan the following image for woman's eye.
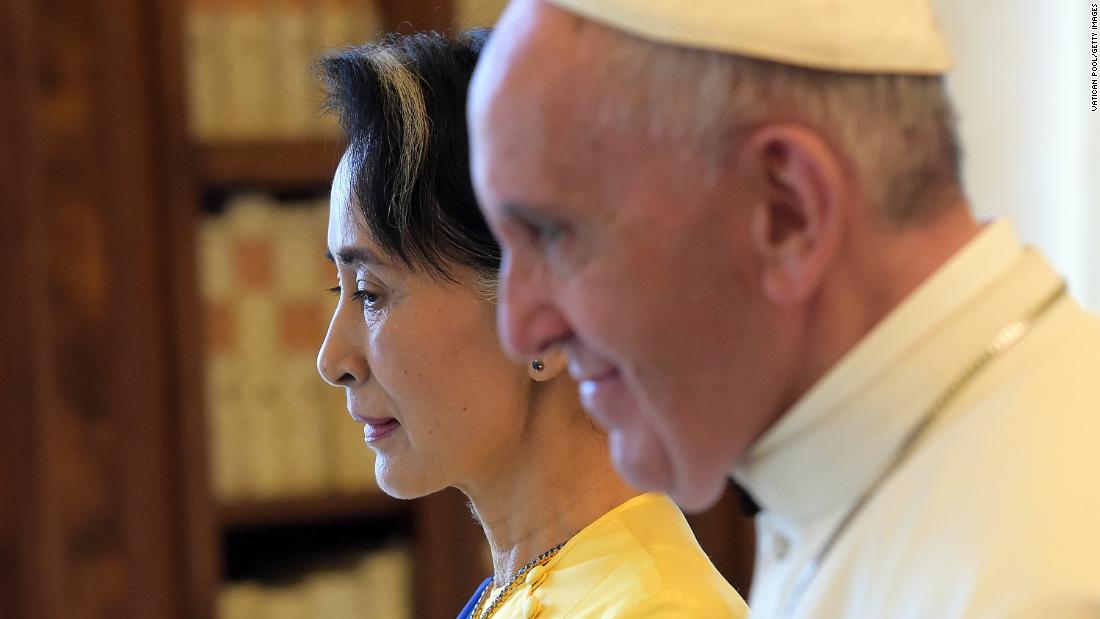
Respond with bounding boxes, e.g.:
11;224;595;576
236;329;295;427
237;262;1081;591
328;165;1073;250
327;284;380;309
352;280;382;309
351;289;380;306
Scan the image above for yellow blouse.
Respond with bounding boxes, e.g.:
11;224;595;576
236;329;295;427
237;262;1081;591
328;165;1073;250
487;493;748;618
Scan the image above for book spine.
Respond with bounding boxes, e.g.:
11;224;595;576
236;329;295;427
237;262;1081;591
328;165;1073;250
218;545;413;618
221;0;277;138
271;0;318;138
455;0;510;28
185;0;228;139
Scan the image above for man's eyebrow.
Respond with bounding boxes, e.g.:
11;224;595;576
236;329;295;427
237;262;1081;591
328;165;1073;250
324;247;391;267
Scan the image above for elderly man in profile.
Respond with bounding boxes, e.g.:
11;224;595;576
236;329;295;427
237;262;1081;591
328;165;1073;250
467;0;1100;616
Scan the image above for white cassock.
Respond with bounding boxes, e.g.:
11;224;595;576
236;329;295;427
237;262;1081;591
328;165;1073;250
734;221;1100;618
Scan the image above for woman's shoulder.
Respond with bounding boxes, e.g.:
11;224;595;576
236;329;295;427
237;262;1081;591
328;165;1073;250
537;493;749;618
602;589;750;619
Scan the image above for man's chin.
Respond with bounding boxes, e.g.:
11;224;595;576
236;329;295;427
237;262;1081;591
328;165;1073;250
609;429;727;513
608;428;674;493
667;475;728;513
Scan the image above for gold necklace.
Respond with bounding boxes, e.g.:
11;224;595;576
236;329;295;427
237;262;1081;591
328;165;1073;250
472;540;568;619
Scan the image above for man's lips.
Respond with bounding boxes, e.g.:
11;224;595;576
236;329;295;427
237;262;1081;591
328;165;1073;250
573;367;619;385
351;413;401;442
567;353;620;386
575;368;630;426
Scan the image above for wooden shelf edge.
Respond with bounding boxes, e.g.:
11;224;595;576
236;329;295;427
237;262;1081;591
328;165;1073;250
194;139;346;190
220;491;408;529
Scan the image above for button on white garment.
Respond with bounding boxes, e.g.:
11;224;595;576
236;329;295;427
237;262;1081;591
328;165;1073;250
756;516;794;563
772;532;791;561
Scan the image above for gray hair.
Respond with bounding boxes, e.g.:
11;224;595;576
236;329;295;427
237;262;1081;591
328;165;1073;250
589;30;963;224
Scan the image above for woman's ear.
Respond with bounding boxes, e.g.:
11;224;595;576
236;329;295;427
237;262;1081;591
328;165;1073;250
527;346;568;382
741;124;848;307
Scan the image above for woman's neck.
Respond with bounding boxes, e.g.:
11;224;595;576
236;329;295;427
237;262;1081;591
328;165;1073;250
460;405;638;585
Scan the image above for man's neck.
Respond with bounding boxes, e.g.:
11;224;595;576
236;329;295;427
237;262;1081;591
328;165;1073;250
781;202;983;431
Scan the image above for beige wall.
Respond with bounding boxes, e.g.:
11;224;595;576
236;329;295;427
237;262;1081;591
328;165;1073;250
937;0;1100;310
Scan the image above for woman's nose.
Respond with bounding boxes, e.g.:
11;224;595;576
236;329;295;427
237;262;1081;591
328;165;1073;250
317;309;369;387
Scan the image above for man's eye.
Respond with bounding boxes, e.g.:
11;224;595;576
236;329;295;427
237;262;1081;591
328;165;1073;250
515;219;567;248
537;223;565;245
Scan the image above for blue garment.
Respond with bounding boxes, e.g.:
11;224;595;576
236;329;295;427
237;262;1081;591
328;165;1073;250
456;576;492;619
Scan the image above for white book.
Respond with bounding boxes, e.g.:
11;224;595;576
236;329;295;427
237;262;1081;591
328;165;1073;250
313;0;383;137
221;0;278;138
302;570;361;618
274;356;332;496
218;582;268;619
200;209;251;500
344;0;382;44
273;199;331;297
238;349;285;498
263;587;310;619
271;0;319;138
455;0;509;27
207;355;249;501
185;0;228;138
357;547;413;619
198;211;234;300
272;201;335;495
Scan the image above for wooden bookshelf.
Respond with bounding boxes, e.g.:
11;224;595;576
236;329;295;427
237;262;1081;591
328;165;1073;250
220;492;410;529
195;139;345;190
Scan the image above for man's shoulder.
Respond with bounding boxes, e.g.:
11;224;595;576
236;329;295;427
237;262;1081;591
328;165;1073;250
850;298;1100;608
933;291;1100;470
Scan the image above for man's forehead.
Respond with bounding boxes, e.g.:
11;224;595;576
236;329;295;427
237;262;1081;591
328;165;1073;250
481;0;589;90
474;15;585;165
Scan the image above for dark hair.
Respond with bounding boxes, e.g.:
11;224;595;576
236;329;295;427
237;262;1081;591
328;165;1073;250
317;29;499;288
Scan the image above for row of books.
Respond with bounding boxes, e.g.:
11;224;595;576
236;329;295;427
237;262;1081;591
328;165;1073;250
185;0;508;140
219;544;412;619
199;194;378;500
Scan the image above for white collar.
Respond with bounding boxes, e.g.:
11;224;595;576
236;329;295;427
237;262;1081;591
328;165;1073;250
733;220;1024;524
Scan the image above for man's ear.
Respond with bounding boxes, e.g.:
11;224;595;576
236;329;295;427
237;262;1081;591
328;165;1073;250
740;124;848;306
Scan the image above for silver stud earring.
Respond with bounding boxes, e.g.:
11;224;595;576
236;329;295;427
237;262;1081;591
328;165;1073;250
531;359;545;372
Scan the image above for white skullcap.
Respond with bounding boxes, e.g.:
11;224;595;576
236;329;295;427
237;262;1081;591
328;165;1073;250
543;0;951;74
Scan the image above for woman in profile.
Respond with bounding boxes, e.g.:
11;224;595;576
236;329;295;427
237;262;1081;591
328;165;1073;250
315;30;747;618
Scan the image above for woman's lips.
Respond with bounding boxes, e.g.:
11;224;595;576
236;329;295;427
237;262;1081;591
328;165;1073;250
352;414;401;443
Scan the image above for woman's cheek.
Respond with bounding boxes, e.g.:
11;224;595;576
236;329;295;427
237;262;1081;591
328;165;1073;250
364;313;424;404
363;308;398;363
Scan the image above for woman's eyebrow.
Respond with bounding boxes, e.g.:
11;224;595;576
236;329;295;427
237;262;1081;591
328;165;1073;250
325;247;391;268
